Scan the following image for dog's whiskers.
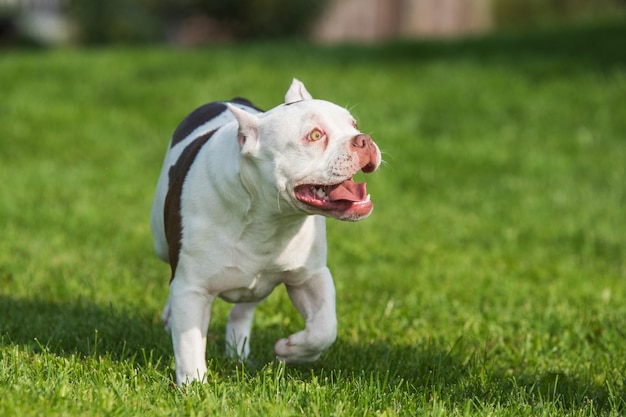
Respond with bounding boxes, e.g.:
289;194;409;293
276;190;282;212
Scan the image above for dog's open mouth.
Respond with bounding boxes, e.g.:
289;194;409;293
294;178;373;220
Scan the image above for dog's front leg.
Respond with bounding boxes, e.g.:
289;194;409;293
274;267;337;363
168;278;214;386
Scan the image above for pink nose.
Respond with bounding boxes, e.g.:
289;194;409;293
351;134;379;173
351;134;371;149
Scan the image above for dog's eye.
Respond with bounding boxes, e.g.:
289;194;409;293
309;128;324;141
352;120;358;129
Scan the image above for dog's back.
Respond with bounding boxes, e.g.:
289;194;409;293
150;99;262;262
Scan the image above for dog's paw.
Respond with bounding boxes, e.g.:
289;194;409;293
274;337;322;364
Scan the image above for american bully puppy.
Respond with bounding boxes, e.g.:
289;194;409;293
150;79;381;385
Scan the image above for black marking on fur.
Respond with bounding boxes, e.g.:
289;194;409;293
170;103;227;148
170;98;263;149
164;130;216;282
230;97;264;112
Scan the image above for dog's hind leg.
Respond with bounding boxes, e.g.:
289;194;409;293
161;294;173;333
225;301;259;361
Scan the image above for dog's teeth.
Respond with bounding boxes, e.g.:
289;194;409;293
310;185;327;199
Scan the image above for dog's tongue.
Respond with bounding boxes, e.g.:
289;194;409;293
327;179;367;202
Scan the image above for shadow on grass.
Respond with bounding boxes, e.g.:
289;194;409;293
315;338;623;414
0;295;171;369
200;321;623;412
1;296;622;413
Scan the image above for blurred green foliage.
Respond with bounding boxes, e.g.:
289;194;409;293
494;0;625;27
184;0;328;39
3;0;626;46
68;0;164;44
68;0;327;44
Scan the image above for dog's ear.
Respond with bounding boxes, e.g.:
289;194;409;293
227;104;260;156
285;78;313;104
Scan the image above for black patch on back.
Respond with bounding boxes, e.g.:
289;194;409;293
164;130;216;282
230;97;264;112
170;102;227;148
170;98;264;149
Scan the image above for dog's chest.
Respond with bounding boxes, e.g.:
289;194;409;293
212;227;321;303
215;253;309;302
217;270;283;303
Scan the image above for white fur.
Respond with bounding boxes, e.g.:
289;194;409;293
150;79;380;385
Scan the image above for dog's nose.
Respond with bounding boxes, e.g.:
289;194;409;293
350;134;380;173
351;134;371;149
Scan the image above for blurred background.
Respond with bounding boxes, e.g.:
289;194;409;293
1;1;625;413
1;0;625;47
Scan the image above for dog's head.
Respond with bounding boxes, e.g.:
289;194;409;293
227;79;381;221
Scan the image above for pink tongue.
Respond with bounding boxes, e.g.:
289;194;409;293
327;179;367;202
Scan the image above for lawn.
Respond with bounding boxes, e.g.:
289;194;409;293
1;18;625;416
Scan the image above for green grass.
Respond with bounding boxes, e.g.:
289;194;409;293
1;18;626;416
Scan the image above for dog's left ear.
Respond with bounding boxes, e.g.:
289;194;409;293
227;104;260;156
285;78;313;104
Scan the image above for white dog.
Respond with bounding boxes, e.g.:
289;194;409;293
150;79;381;385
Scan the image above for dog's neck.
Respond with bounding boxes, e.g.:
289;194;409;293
203;124;315;250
